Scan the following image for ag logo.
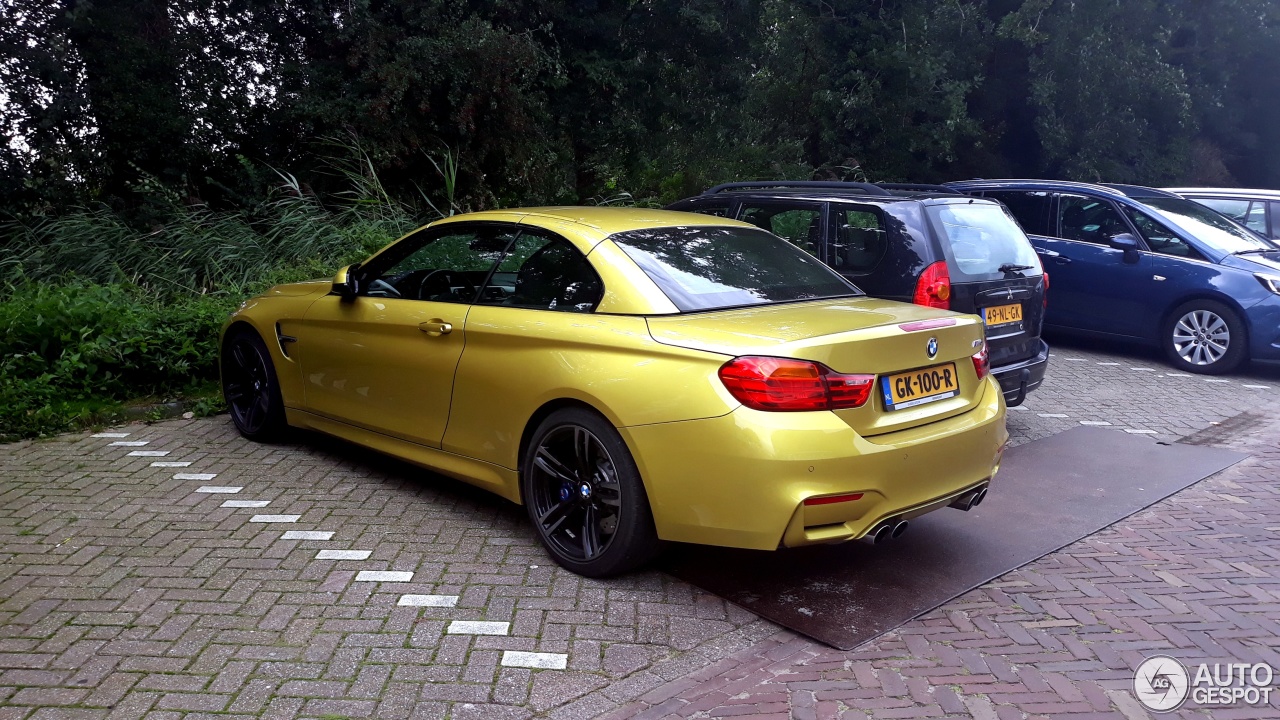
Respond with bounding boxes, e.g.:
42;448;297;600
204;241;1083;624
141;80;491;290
926;337;938;359
1134;655;1190;712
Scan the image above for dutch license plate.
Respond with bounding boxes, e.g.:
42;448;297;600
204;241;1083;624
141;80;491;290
881;363;960;410
984;302;1023;326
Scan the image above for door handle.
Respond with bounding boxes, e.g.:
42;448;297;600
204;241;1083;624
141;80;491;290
418;320;452;336
1054;256;1072;265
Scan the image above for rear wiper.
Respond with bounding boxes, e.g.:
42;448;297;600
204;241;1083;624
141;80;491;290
999;263;1035;273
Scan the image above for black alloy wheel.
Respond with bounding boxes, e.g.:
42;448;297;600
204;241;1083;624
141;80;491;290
221;328;287;441
522;408;659;577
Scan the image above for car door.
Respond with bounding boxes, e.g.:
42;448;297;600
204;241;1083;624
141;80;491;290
1118;205;1222;343
1034;194;1152;337
294;223;515;447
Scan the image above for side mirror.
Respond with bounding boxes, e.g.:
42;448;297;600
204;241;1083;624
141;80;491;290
1108;233;1141;263
332;264;361;299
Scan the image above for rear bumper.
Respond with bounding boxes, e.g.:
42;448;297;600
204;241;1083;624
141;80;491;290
620;376;1008;550
992;340;1049;406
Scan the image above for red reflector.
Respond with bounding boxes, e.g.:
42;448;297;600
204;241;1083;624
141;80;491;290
804;492;865;506
718;356;875;411
1043;272;1050;308
898;318;957;333
913;261;951;309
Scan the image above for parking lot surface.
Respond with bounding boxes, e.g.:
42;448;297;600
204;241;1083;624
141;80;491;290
2;339;1279;719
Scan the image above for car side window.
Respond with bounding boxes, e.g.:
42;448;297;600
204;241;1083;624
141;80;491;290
983;191;1053;236
479;230;603;313
686;202;730;217
1056;196;1130;245
362;226;515;303
1245;202;1268;235
738;204;823;257
830;207;889;274
1121;207;1206;261
1271;202;1280;238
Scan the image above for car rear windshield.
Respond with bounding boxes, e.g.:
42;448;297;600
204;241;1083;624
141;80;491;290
611;226;861;312
1140;197;1277;255
926;202;1041;280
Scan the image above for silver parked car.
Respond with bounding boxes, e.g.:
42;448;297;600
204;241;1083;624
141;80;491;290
1164;187;1280;242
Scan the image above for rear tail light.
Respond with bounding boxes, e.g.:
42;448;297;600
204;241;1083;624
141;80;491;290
913;261;951;309
718;356;875;411
972;341;990;380
1042;272;1049;308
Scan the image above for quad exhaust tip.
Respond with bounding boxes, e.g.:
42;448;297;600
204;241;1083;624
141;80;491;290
859;518;908;545
949;485;989;512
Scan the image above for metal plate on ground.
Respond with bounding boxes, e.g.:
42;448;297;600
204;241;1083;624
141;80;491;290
661;426;1246;650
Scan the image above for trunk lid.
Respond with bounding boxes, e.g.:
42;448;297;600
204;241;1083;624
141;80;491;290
646;298;989;437
949;275;1046;371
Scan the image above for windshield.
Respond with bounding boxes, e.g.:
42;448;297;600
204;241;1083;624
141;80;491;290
611;226;860;312
1140;198;1277;255
926;202;1041;278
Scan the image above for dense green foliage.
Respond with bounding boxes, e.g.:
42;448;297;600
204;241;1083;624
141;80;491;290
1;0;1277;438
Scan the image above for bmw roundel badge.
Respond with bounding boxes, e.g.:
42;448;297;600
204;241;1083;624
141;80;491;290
926;337;938;359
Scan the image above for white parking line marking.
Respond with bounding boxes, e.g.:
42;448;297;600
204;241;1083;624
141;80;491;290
1066;358;1089;362
398;594;459;607
250;515;300;523
1130;368;1155;372
92;432;130;438
1007;406;1028;411
1038;413;1068;418
1125;429;1158;434
1079;421;1112;426
151;461;191;467
110;441;149;446
174;473;217;480
355;570;413;582
1243;384;1271;389
127;451;169;456
282;531;334;540
222;500;270;508
1097;362;1120;366
447;620;509;635
1164;373;1192;377
195;486;242;493
316;550;371;560
501;651;567;669
1204;379;1231;384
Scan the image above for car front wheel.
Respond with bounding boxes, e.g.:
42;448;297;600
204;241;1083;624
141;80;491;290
1163;300;1247;375
521;408;659;578
221;327;288;441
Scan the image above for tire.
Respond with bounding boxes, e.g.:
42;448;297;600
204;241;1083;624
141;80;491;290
220;327;289;441
1162;299;1247;375
521;408;659;578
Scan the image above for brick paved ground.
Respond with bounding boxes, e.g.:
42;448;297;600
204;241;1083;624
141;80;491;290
1;341;1278;720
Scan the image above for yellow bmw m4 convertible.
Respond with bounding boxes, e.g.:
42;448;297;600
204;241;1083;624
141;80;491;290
220;207;1007;576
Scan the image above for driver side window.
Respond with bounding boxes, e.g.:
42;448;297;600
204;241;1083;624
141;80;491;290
1122;207;1205;261
363;226;515;303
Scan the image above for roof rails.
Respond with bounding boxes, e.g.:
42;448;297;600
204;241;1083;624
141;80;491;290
875;183;963;195
701;180;885;196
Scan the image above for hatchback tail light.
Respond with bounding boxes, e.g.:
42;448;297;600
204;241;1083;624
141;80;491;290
718;356;875;411
913;261;951;309
972;341;990;380
1042;272;1049;308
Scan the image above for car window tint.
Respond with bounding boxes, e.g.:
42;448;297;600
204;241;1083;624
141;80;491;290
1245;202;1268;234
1121;207;1205;261
738;204;823;257
364;227;514;303
479;231;602;313
831;208;889;274
983;191;1053;236
686;203;730;217
1272;202;1280;238
1057;196;1129;244
611;226;859;312
926;202;1040;277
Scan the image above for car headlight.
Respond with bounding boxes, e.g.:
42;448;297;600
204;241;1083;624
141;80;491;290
1257;274;1280;295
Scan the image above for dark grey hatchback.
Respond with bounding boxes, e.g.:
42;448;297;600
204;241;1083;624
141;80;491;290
668;181;1050;405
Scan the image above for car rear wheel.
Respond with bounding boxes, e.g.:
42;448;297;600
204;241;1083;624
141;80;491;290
521;408;659;577
221;327;288;441
1163;300;1247;375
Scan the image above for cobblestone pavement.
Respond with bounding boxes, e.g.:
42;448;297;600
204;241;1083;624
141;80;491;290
1;341;1278;720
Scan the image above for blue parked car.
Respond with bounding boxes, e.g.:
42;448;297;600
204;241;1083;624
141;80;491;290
947;180;1280;374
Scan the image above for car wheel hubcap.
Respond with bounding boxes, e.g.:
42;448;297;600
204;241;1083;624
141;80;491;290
224;339;272;432
530;425;621;562
1172;310;1230;366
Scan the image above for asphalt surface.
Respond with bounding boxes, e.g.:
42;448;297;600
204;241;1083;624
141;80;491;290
2;338;1279;719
